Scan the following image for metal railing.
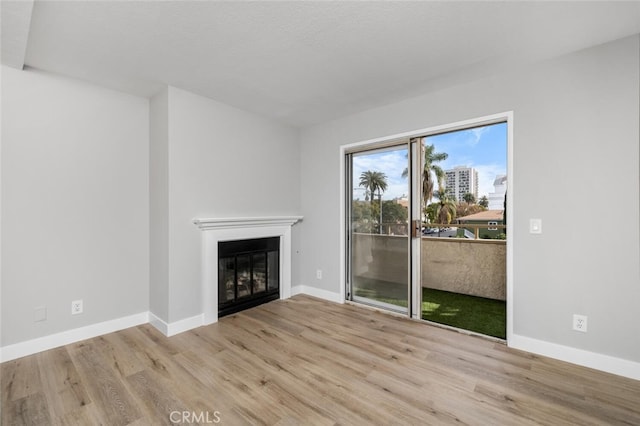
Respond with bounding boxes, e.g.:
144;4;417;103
425;222;506;240
354;221;507;240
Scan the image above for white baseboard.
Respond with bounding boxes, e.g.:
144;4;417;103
149;312;204;337
0;312;149;363
509;334;640;381
291;285;343;304
148;312;169;335
150;287;343;337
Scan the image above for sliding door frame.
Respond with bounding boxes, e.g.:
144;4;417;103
339;111;514;342
344;139;412;314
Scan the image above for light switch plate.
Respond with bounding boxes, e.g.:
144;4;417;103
530;218;542;234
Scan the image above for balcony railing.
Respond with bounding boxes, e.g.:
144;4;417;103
352;223;506;301
357;222;506;240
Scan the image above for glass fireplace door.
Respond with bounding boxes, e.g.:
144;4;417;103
218;237;280;317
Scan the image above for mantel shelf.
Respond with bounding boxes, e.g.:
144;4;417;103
193;216;303;230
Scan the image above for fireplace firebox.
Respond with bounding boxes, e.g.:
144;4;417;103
218;237;280;317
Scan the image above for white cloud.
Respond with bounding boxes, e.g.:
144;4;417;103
474;163;507;198
467;127;488;147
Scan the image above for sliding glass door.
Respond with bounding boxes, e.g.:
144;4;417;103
345;117;509;341
346;143;412;313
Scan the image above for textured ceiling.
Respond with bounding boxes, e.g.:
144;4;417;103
4;1;640;127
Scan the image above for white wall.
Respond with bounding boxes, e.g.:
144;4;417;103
164;87;301;323
149;88;169;320
299;36;640;366
1;67;149;346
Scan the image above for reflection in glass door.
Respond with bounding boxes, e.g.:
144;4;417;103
346;144;410;313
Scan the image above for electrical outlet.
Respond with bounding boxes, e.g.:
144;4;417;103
316;269;322;280
573;314;587;332
71;300;83;315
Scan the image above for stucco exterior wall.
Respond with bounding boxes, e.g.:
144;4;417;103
351;234;506;301
422;239;506;300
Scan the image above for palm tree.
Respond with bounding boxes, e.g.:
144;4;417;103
359;171;388;207
402;143;448;210
422;144;448;207
359;170;388;233
425;203;439;224
434;188;457;228
462;192;476;204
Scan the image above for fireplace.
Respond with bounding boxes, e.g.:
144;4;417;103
218;237;280;317
193;215;302;325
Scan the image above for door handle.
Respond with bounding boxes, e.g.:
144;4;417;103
411;220;421;238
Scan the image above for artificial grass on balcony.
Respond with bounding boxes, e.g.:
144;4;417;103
354;279;506;339
421;288;506;339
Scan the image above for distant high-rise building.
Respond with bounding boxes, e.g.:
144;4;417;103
444;166;478;202
488;175;507;210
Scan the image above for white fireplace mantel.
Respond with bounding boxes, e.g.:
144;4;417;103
193;216;303;230
194;215;302;325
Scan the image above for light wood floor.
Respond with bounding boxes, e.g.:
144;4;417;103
2;295;640;425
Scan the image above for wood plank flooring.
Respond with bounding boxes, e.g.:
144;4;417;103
2;295;640;425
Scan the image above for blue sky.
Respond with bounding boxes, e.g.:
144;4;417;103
352;122;507;201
